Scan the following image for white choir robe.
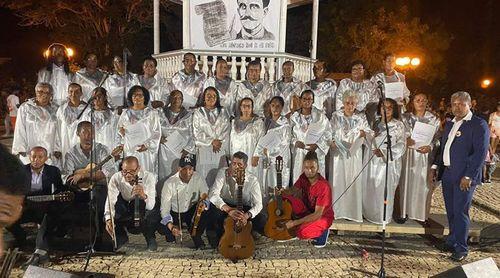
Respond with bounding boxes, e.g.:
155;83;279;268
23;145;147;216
138;74;171;105
335;78;376;112
73;68;106;101
56;102;87;159
171;70;206;108
370;71;410;106
229;117;265;184
254;116;292;191
399;111;440;221
118;107;161;175
290;108;332;183
12;99;61;167
272;77;304;115
329;110;372;222
192;107;230;187
203;76;238;117
235;80;272;117
362;119;406;224
158;107;195;184
305;79;337;119
38;65;74;106
81;109;120;152
103;72;140;108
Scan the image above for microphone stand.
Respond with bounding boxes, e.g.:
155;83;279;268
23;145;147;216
377;81;393;278
122;48;132;109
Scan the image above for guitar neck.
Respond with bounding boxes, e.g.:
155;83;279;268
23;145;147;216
237;184;243;211
94;155;113;171
27;194;55;202
276;171;283;190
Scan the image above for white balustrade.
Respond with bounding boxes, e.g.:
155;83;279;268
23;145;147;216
153;49;315;83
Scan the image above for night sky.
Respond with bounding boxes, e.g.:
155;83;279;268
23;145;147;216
0;0;498;102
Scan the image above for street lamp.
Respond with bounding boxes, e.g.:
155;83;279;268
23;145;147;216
66;48;74;58
396;56;421;69
481;79;492;89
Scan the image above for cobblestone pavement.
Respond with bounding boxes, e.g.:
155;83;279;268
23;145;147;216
2;137;499;277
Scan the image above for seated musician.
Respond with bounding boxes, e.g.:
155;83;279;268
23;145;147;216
160;154;210;249
64;121;122;218
282;151;334;248
206;151;266;249
5;146;65;267
104;156;160;251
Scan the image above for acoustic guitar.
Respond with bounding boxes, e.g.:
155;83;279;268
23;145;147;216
26;191;75;203
264;156;294;240
218;167;255;262
70;154;114;191
191;193;208;237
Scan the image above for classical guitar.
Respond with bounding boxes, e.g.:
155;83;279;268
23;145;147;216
70;154;114;191
264;156;294;240
26;191;75;203
191;193;208;237
218;167;255;262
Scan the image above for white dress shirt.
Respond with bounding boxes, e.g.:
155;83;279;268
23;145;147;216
31;167;44;192
160;171;209;220
104;170;157;221
443;111;473;166
209;167;263;218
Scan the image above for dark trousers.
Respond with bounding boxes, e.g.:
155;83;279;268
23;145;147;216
205;204;266;248
442;169;476;254
113;194;160;246
160;204;209;246
6;201;64;252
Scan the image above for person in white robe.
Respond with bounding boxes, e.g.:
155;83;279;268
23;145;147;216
363;98;406;224
56;83;87;159
37;44;73;106
329;90;372;222
203;58;238;117
73;53;106;101
138;56;171;106
81;87;120;152
171;53;206;109
290;90;331;183
254;96;292;193
12;83;61;167
192;87;230;187
158;90;195;185
230;97;265;184
118;86;161;175
306;60;337;119
235;60;272;118
370;53;411;116
272;61;303;117
103;55;140;109
399;93;440;222
335;61;376;113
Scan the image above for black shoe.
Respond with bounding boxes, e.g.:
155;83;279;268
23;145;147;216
394;216;408;224
22;253;49;269
192;236;206;250
436;242;454;253
450;252;467;262
146;237;158;252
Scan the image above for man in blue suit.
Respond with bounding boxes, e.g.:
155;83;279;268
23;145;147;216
431;91;489;262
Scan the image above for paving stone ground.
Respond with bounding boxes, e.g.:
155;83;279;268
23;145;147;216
2;137;499;277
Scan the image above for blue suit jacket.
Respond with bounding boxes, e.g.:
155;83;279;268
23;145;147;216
435;115;489;185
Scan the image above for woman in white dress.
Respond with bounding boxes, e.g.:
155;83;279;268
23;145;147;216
118;85;161;174
399;93;440;223
362;98;406;224
192;87;230;187
329;90;372;222
230;97;265;180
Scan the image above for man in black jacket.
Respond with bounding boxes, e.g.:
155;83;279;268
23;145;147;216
6;146;66;267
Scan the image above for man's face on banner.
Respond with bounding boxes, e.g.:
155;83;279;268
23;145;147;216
237;0;268;31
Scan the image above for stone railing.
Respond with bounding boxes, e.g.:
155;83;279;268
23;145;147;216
153;49;316;83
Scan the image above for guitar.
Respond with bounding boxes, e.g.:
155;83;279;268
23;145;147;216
70;154;114;191
264;156;294;240
26;191;75;203
218;167;255;262
191;193;208;237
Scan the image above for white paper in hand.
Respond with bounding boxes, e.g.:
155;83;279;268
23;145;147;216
258;130;280;151
384;82;405;100
304;121;323;145
164;130;187;158
411;122;435;149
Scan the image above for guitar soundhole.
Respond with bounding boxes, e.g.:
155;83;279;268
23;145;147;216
275;209;282;216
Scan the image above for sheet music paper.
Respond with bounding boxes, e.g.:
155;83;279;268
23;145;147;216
384;82;405;100
304;121;323;145
411;122;435;148
164;130;187;158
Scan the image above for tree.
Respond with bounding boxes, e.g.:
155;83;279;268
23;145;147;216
0;0;179;58
318;1;451;84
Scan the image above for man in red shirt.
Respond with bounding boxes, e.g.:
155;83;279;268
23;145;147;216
283;151;334;248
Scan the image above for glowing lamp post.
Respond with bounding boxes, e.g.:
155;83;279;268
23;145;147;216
481;79;492;89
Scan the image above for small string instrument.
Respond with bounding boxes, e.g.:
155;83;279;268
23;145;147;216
264;156;294;240
218;167;255;262
70;154;114;191
190;193;208;237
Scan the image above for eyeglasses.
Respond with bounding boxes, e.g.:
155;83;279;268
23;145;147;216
121;167;139;175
